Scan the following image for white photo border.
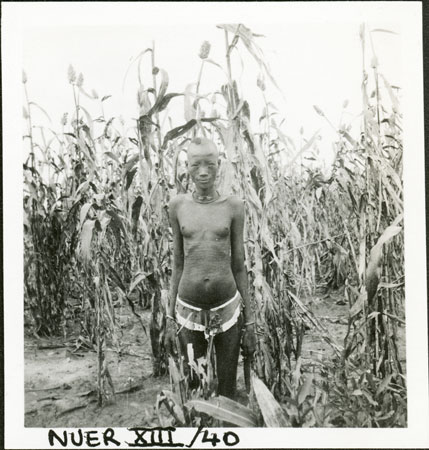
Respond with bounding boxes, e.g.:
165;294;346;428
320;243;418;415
3;1;428;448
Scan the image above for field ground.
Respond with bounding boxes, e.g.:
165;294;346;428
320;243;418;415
24;290;406;427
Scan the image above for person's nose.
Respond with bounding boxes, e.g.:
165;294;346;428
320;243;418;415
198;166;209;178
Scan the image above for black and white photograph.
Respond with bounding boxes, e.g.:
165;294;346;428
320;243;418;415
3;1;428;448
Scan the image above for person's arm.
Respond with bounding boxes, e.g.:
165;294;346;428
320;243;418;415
168;197;184;319
230;197;255;325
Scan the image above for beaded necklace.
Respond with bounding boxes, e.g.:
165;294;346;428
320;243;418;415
192;190;220;204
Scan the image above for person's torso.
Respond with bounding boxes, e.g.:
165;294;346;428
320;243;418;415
176;194;237;307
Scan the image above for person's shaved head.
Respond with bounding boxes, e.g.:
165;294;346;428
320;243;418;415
187;137;219;161
186;137;220;191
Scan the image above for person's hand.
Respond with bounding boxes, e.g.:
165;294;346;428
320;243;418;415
165;317;178;356
241;323;256;357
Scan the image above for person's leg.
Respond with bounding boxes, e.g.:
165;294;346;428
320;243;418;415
177;327;207;390
214;315;243;399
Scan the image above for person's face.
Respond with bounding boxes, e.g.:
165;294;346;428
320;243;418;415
187;143;219;191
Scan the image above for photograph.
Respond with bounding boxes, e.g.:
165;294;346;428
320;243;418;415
3;2;428;449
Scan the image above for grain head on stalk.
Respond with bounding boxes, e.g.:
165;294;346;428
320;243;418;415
198;41;211;60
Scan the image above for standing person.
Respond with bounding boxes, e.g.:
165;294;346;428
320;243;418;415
165;137;256;399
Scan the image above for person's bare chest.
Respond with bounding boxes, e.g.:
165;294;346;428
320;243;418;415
177;200;232;241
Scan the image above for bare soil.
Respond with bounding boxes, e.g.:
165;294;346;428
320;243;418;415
24;291;406;427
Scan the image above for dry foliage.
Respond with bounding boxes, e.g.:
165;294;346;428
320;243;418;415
23;24;405;425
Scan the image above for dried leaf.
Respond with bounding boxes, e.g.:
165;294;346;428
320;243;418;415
159;390;186;424
313;105;324;117
150;92;183;115
131;196;143;229
80;219;96;260
297;374;314;405
371;28;399;35
125;168;138;190
79;203;92;228
376;374;393;396
124;154;139;172
366;217;402;302
104;152;120;164
349;288;367;318
290;131;320;165
29;101;52;123
184;83;197;122
129;272;147;294
205;58;226;75
161;118;216;149
251;373;288;427
186;396;257;427
168;357;184;405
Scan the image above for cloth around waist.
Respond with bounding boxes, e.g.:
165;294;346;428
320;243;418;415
176;291;241;334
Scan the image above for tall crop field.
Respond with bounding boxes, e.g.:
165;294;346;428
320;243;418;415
23;23;406;427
